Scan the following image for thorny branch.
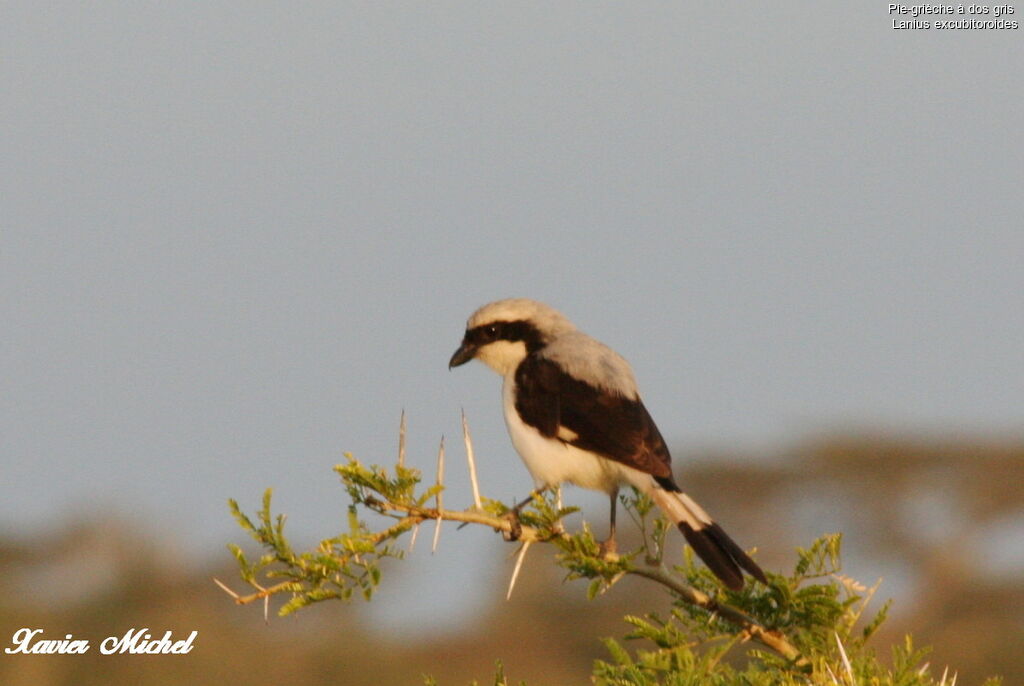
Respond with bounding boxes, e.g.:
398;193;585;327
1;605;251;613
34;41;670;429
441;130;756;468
364;497;807;669
629;565;807;667
218;413;809;671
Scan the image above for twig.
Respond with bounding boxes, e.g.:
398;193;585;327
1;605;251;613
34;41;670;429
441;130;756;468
226;430;808;670
365;497;806;668
629;565;808;669
374;500;554;543
214;579;295;607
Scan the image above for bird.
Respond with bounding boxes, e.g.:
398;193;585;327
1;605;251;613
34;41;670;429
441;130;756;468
449;298;767;590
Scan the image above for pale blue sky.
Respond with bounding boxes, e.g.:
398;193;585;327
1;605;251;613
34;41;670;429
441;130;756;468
2;4;1022;629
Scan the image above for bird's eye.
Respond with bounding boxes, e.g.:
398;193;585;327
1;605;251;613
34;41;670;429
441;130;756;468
482;324;499;341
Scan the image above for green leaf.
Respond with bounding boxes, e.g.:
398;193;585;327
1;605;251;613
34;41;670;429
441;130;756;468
227;498;256;532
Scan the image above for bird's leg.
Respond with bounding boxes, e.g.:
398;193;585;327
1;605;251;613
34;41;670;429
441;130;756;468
598;489;619;558
503;486;548;542
550;485;565;534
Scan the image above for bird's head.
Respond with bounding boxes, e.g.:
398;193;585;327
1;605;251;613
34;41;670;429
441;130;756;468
449;298;575;376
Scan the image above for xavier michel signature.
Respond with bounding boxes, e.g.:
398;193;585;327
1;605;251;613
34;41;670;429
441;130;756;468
4;628;197;655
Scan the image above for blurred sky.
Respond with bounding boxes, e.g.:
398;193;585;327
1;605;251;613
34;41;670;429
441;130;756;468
2;4;1022;630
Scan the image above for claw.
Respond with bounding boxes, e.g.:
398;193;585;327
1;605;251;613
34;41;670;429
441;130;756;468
502;510;523;542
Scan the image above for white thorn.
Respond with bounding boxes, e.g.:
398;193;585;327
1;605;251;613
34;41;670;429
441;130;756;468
212;577;239;599
462;409;483;509
432;436;445;553
506;540;532;600
834;631;854;684
597;572;626;596
432;516;443;554
398;410;407;467
408;522;420;552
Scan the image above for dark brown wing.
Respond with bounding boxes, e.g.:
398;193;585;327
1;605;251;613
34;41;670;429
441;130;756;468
513;355;677;488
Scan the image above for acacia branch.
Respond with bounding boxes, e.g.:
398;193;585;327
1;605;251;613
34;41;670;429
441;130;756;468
369;498;807;669
213;578;295;606
629;565;808;669
216;501;553;607
224;420;808;671
369;499;557;544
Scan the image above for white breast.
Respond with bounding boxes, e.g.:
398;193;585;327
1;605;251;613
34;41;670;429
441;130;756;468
501;373;653;495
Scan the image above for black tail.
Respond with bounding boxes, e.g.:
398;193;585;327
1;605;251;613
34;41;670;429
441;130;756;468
677;520;768;591
650;488;767;590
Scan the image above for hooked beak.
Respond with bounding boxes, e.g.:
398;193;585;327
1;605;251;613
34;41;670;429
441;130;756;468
449;341;476;368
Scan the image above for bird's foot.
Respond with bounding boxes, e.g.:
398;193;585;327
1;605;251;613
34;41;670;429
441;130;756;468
501;509;523;542
598;537;618;560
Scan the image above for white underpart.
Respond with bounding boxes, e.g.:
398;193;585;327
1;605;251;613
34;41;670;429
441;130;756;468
502;372;654;494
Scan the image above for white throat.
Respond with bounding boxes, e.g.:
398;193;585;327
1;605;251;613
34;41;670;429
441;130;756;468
474;340;528;377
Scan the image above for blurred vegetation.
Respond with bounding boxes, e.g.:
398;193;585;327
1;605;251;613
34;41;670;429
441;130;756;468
1;435;1021;684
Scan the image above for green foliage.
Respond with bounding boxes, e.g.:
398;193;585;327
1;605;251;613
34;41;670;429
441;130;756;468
227;455;421;613
591;535;938;685
228;454;1002;685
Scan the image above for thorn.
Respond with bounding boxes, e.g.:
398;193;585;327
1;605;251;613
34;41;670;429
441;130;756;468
248;580;271;624
834;632;853;683
212;577;239;600
596;572;626;595
408;522;420;552
462;409;482;509
398;410;407;467
506;540;532;600
432;517;443;554
433;436;445;554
